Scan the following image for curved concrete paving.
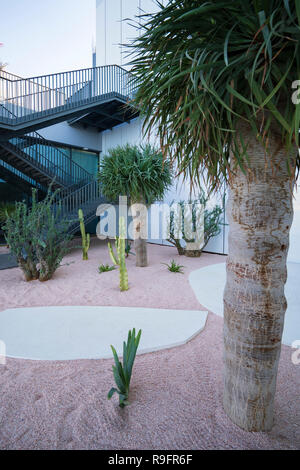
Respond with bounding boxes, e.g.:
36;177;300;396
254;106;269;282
1;260;298;360
189;261;300;346
0;306;208;360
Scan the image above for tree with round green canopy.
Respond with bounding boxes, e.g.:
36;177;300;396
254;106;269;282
129;0;300;431
99;143;172;267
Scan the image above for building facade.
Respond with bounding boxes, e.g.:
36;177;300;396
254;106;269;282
0;0;299;260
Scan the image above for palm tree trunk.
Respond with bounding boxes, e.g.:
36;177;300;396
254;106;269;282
223;120;295;431
134;237;148;267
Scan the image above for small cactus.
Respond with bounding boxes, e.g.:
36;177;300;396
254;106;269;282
108;216;129;291
78;208;90;260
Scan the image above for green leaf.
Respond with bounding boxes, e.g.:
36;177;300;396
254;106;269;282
108;329;142;407
296;0;300;26
112;365;126;394
107;387;118;400
111;345;127;387
127;0;300;189
224;24;237;66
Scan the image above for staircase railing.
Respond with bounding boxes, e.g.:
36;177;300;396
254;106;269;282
0;158;45;190
0;103;93;187
0;65;135;125
53;177;107;232
8;133;92;186
54;178;101;216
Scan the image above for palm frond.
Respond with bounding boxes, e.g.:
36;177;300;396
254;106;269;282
99;143;172;203
128;0;300;191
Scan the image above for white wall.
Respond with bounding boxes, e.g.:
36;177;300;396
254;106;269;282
39;121;102;151
101;116;142;152
100;115;227;253
96;0;300;261
96;0;227;254
96;0;166;69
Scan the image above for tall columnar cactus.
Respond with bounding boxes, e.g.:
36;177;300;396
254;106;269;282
108;216;129;291
78;209;90;261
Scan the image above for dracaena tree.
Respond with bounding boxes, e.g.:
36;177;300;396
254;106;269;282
99;143;172;267
129;0;300;431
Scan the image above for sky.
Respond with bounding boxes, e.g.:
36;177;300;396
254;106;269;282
0;0;96;78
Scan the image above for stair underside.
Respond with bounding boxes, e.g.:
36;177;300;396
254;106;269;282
0;93;138;140
0;145;65;189
0;162;40;194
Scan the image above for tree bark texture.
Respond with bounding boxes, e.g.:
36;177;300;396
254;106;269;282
223;120;295;431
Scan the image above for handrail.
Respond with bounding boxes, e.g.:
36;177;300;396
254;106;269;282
0;66;119;231
0;102;93;186
0;158;44;189
0;69;62;98
0;70;24;81
0;65;135;125
53;178;103;219
1;64;131;82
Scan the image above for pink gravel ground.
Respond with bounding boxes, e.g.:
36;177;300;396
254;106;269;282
0;239;299;450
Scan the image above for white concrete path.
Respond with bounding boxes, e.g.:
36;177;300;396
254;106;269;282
0;306;208;360
1;261;298;360
189;262;300;346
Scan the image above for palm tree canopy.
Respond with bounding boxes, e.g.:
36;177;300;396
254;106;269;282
99;143;172;204
129;0;300;191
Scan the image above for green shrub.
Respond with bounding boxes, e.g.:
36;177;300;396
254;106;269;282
99;144;172;267
108;328;142;408
98;263;116;273
2;187;73;282
125;241;134;258
35;197;73;282
2;198;39;281
167;190;223;256
0;202;16;227
162;259;184;274
99;144;172;204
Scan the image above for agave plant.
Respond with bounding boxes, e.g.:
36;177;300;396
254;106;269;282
129;0;300;431
108;328;142;408
98;263;116;273
162;259;184;274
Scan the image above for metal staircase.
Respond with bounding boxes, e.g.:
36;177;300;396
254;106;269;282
53;178;109;234
0;157;45;194
0;65;137;232
0;131;107;231
0;132;91;190
0;133;108;230
0;65;137;138
0;90;112;231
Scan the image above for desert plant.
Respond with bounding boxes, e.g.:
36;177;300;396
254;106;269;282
2;196;39;281
108;328;142;408
2;187;73;282
162;259;184;274
78;208;90;260
125;241;134;258
35;198;73;282
129;0;300;431
98;263;116;273
99;144;172;267
167;192;223;257
108;217;129;291
0;202;16;227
